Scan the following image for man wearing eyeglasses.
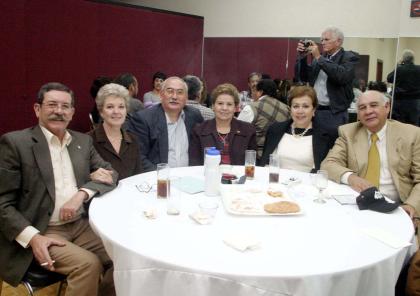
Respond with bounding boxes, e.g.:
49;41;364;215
0;82;117;295
128;76;204;172
295;27;359;133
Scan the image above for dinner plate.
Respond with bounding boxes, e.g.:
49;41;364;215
220;183;303;216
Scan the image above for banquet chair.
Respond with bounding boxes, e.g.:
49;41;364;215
20;261;67;296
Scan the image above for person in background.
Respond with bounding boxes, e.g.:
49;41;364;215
0;82;117;295
114;73;144;114
143;71;167;108
189;83;256;165
183;75;215;120
127;77;203;172
238;79;290;160
88;83;142;181
261;85;337;172
89;76;112;126
238;72;262;111
387;49;420;126
295;27;359;132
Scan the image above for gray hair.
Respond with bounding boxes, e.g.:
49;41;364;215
183;75;203;101
161;76;188;93
323;27;344;45
357;90;390;108
96;83;130;112
402;49;415;64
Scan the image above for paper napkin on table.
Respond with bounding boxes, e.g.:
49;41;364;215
223;233;260;252
172;176;204;194
361;228;412;249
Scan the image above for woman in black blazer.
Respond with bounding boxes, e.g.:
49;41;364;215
260;86;337;172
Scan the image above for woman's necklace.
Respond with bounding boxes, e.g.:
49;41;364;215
291;123;311;138
217;132;229;145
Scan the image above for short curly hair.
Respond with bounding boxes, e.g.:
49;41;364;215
96;83;130;112
211;83;240;106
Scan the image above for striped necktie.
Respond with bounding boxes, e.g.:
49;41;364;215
364;133;380;187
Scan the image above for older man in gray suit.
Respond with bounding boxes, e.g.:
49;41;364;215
0;83;117;295
128;76;203;172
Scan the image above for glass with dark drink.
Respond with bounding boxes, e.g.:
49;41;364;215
269;154;280;184
244;150;256;179
157;163;170;198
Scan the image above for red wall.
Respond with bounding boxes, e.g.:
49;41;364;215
203;38;300;92
0;0;203;135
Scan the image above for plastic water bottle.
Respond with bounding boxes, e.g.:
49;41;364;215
204;148;221;196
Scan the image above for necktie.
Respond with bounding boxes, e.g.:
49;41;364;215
364;133;380;187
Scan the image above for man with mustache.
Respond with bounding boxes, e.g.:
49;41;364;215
0;82;117;295
128;76;203;172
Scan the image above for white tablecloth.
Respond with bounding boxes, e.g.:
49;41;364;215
89;166;416;296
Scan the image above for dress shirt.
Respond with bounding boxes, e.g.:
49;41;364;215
341;123;399;201
237;95;267;123
238;90;253;111
313;49;341;106
186;100;215;120
166;111;189;168
15;126;95;248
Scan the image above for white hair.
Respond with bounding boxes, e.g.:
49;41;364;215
323;27;344;45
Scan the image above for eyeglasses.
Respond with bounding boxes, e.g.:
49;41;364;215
135;182;156;193
164;88;186;96
41;102;73;112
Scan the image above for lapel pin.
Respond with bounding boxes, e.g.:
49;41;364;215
77;145;81;149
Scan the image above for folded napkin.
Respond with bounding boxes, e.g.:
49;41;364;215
223;233;260;252
172;176;204;194
361;228;412;249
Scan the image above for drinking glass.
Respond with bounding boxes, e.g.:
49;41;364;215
313;170;328;204
244;150;256;179
268;154;280;184
157;163;170;198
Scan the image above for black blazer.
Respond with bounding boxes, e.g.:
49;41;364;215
189;118;257;166
88;123;143;180
127;104;204;172
260;119;338;171
295;48;360;113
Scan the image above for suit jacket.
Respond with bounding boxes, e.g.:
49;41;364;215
387;63;420;100
189;118;257;166
88;123;142;181
0;125;117;286
127;104;204;172
321;120;420;212
295;48;360;113
260;119;338;170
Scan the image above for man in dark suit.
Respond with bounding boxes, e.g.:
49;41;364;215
295;27;359;132
387;49;420;126
128;76;204;172
0;82;117;295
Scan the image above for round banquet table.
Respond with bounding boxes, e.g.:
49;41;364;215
89;166;417;296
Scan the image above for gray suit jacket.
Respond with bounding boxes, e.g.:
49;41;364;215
0;125;117;286
127;104;204;172
321;120;420;212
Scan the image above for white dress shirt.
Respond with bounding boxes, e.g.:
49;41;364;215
341;123;399;201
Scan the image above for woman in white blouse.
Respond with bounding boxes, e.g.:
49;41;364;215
260;85;338;172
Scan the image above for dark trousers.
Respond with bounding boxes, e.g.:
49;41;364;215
392;99;420;126
314;109;348;133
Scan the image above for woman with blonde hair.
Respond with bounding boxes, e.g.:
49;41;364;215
88;83;142;180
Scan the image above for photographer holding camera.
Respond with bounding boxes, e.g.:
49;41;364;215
295;27;359;132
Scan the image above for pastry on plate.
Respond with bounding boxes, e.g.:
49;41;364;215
263;201;300;214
